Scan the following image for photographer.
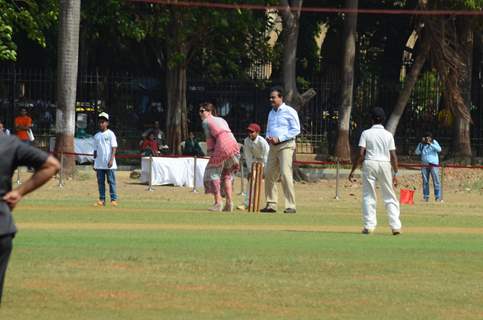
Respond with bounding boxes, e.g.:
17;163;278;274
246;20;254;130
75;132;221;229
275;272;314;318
415;132;442;202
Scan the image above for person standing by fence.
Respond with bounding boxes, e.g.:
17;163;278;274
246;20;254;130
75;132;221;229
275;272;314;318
0;135;60;304
182;132;205;157
348;107;401;235
415;132;442;202
261;86;300;214
0;121;10;136
14;108;33;144
93;112;118;207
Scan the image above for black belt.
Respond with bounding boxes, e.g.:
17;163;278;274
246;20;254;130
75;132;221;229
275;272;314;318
274;138;294;145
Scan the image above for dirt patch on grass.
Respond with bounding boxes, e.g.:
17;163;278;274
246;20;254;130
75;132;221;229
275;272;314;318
17;222;483;234
23;168;483;204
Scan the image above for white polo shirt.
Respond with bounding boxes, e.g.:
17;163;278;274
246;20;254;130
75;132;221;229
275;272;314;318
94;129;118;169
358;124;395;162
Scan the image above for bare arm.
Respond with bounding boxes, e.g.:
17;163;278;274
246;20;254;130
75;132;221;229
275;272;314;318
348;147;365;181
390;150;399;188
108;147;117;168
3;155;60;210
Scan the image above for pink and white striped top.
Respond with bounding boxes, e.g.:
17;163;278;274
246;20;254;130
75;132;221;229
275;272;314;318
202;115;239;167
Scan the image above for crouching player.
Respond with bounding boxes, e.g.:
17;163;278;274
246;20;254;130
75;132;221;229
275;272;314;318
238;123;269;210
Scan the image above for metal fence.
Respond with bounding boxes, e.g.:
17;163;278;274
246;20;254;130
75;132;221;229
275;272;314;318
0;65;481;156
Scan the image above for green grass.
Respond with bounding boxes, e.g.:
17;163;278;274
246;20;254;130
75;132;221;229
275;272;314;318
1;173;482;319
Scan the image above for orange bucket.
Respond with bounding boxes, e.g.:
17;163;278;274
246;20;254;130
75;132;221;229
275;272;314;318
400;189;415;205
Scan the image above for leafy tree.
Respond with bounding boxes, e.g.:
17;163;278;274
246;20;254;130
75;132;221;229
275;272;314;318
386;0;482;159
357;0;419;109
0;0;57;61
160;4;273;151
80;1;273;152
426;0;483;159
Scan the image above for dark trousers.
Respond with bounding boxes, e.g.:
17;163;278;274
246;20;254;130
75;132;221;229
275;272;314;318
0;235;13;305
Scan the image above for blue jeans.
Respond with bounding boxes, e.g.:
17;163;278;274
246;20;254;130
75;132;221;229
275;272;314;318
421;166;441;200
96;169;117;201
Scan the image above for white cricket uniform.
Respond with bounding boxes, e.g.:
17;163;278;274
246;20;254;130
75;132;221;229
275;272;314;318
93;129;118;170
358;124;401;231
243;135;270;170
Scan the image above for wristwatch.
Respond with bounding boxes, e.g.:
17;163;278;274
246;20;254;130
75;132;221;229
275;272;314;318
393;171;399;177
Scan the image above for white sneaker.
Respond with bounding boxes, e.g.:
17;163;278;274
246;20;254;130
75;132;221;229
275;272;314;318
208;203;223;212
361;228;374;234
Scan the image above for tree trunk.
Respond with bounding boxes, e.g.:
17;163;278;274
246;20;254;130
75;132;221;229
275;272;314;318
280;0;317;110
452;22;473;159
279;0;316;182
164;11;189;154
281;1;299;104
386;36;430;134
54;0;81;176
165;64;188;154
336;0;358;161
453;118;472;159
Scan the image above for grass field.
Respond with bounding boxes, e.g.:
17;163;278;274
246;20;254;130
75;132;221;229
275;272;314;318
1;169;482;319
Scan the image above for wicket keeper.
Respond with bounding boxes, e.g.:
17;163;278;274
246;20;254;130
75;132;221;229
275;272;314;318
238;123;269;210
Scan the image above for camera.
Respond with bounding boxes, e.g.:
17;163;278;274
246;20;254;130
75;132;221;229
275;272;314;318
422;136;431;144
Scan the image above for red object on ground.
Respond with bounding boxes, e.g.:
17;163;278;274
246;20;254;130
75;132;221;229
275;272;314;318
400;189;415;205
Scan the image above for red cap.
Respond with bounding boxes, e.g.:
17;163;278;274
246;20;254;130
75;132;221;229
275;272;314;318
247;123;261;132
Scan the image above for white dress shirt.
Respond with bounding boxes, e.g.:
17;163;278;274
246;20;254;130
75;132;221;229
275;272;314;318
266;103;301;143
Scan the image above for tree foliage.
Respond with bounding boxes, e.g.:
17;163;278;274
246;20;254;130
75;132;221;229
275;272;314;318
0;0;57;61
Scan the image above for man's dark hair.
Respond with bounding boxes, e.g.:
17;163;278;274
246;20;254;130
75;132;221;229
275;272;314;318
270;86;284;98
371;107;386;124
424;131;432;138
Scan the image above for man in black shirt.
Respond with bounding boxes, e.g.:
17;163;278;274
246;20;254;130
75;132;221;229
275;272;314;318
0;135;59;304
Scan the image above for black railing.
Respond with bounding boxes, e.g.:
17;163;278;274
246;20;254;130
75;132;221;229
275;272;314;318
0;66;481;156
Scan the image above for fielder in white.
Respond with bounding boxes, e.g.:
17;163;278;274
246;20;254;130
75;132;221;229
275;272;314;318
348;108;402;235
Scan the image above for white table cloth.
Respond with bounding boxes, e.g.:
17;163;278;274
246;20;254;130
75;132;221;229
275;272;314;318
74;137;95;163
140;156;209;188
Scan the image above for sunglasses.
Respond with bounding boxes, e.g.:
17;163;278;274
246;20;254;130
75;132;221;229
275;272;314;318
247;130;255;133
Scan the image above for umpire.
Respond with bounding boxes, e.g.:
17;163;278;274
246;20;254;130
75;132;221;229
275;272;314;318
0;135;59;304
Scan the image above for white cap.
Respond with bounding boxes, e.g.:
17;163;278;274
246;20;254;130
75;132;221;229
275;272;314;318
98;112;109;120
